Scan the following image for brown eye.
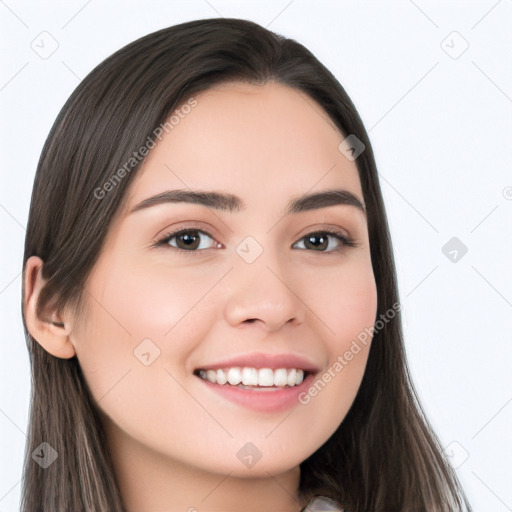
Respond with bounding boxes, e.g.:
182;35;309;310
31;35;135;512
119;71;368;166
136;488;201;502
154;228;356;254
304;233;329;251
293;230;357;253
158;229;218;252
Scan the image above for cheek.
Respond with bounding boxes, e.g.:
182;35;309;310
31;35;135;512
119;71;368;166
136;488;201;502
106;263;200;335
71;258;218;398
70;264;212;443
83;256;217;346
300;254;378;341
295;256;377;421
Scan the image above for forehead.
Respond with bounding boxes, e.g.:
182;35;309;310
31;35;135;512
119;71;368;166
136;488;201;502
124;81;363;213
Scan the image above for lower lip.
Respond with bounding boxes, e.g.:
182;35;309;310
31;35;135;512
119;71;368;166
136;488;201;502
195;372;315;413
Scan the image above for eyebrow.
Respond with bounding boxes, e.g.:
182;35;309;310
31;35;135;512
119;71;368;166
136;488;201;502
129;188;366;216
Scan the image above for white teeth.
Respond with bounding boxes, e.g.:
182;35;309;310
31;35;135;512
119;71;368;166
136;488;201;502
242;367;258;386
258;368;274;386
287;368;297;386
198;367;307;387
227;368;242;385
216;369;227;385
273;368;288;387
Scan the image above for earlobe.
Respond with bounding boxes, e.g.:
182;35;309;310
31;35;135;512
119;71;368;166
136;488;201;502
23;256;76;359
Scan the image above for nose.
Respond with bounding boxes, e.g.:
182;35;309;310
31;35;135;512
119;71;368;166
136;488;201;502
223;253;307;332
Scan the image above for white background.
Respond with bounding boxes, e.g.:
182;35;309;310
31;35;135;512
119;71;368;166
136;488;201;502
1;1;511;511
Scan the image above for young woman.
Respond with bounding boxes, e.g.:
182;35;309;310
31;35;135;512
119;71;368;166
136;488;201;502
21;17;473;512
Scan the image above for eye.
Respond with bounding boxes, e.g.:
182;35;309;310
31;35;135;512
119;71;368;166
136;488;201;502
153;228;220;253
152;227;358;254
293;230;357;253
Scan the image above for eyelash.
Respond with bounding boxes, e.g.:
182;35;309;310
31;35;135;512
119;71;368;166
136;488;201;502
151;227;358;255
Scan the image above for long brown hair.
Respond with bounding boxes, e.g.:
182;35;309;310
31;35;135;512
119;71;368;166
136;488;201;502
21;17;472;511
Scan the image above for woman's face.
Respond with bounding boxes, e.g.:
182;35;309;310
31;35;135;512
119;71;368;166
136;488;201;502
70;82;377;479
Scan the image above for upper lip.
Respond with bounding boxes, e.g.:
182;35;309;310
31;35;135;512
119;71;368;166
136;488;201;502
194;352;321;373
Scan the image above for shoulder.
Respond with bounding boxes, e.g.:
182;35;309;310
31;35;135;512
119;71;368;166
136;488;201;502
301;495;344;511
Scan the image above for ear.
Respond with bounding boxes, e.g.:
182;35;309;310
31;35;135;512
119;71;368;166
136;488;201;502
23;256;76;359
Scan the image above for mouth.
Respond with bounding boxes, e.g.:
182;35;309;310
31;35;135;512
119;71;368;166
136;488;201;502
192;353;320;412
193;367;311;390
193;365;317;413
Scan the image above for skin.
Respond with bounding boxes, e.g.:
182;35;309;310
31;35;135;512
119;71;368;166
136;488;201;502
24;81;378;512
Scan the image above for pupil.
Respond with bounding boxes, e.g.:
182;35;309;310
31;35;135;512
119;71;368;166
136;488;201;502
307;234;327;250
181;232;199;249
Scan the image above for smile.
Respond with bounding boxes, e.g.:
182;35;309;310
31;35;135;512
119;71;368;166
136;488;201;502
196;367;306;388
193;367;317;413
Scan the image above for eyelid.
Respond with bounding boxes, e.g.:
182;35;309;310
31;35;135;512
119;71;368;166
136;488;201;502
149;219;220;244
150;226;221;252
